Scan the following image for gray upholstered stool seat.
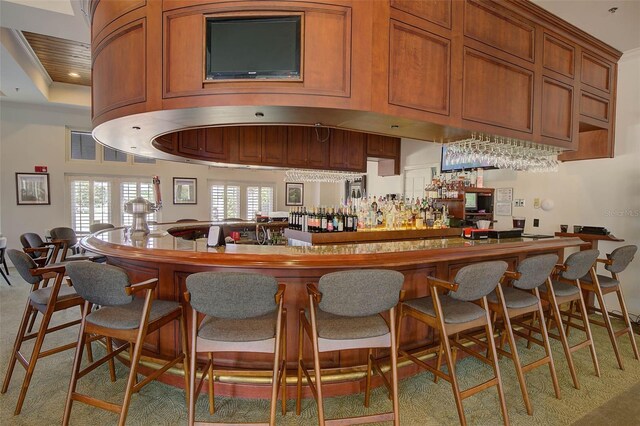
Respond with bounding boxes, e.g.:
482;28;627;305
30;285;79;306
540;280;579;297
198;312;277;342
579;273;619;288
487;287;539;309
404;295;486;324
86;298;180;330
310;309;390;340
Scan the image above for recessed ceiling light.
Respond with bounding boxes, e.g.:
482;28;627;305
608;7;618;13
68;72;81;78
255;112;264;117
391;124;399;129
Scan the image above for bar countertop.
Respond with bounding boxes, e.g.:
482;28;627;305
82;224;587;269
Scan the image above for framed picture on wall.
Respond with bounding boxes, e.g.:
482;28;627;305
285;182;304;206
16;172;50;205
173;177;197;204
345;176;366;201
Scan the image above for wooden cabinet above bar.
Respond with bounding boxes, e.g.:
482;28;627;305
90;0;622;163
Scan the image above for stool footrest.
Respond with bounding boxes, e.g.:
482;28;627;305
325;412;395;425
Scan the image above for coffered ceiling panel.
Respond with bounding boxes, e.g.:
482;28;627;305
22;31;91;86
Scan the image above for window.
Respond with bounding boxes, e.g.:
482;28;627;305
247;185;274;220
121;180;158;226
210;184;240;221
104;147;128;162
68;175;160;232
70;131;96;160
210;182;273;221
69;178;112;232
134;155;156;164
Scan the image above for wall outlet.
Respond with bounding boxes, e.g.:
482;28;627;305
533;218;540;227
514;199;525;207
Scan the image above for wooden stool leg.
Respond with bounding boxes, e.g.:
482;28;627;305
364;348;373;407
565;301;574;337
63;302;89;426
188;310;198;426
545;279;580;389
296;311;305;416
26;310;38;333
535;294;561;399
389;306;400;426
269;313;284;426
433;341;443;384
616;286;640;360
526;311;537;350
441;333;466;426
483;303;509;426
281;314;287;416
106;337;117;382
180;310;190;408
592;282;624;369
575;281;601;377
2;302;34;395
119;337;145;426
14;304;56;415
208;353;215;414
502;310;532;415
311;328;325;426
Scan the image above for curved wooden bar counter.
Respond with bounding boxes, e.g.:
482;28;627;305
81;225;586;398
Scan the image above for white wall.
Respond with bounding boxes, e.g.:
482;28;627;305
0;101;342;254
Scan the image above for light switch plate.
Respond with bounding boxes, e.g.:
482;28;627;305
514;199;525;207
533;198;541;209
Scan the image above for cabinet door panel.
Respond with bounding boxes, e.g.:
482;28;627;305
580;92;609;123
178;129;201;156
287;127;310;167
202;127;230;161
464;0;534;62
382;137;401;157
347;132;366;172
541;77;573;142
389;20;450;115
307;129;330;169
581;52;611;93
543;33;575;78
329;129;349;169
262;126;287;166
390;0;452;29
462;48;533;133
238;127;263;163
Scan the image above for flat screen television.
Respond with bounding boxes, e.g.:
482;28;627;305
206;16;301;80
440;145;496;172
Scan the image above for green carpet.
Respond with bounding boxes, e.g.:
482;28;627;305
1;270;639;425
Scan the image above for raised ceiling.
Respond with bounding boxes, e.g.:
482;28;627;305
22;31;91;86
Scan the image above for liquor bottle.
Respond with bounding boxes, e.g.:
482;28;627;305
321;207;328;233
337;208;344;232
302;207;308;232
327;207;334;232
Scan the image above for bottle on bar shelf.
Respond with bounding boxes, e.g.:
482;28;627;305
288;194;452;233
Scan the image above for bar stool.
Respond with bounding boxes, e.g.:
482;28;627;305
0;236;10;285
487;254;561;415
578;245;639;369
62;261;189;426
398;261;509;426
539;249;601;389
296;269;403;426
184;271;286;426
1;250;92;415
20;232;59;265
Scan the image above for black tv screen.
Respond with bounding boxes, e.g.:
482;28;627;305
206;16;301;80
